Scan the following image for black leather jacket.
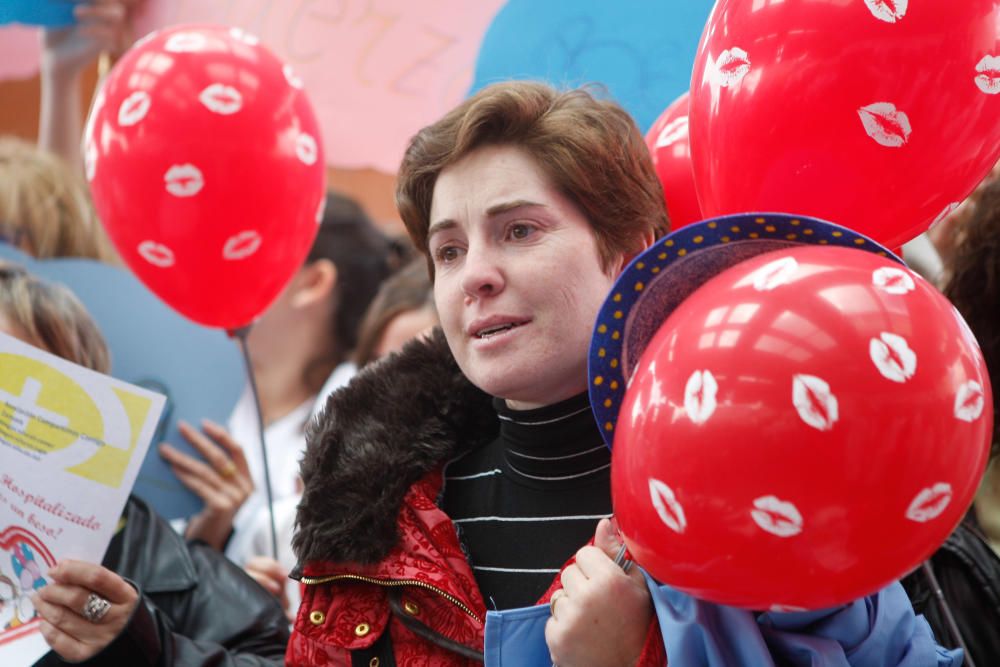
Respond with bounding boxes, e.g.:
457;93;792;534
34;495;289;666
902;517;1000;667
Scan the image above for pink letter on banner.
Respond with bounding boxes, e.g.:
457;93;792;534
134;0;504;173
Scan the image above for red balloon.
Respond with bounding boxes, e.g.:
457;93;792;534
613;245;993;610
645;92;702;230
85;25;325;329
689;1;1000;249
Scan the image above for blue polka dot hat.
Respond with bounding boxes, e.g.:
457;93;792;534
588;213;904;448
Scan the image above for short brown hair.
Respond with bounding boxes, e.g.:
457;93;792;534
396;81;669;274
0;262;110;373
944;180;1000;459
352;258;434;368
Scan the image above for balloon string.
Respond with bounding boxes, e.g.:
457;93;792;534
232;327;279;561
920;560;975;667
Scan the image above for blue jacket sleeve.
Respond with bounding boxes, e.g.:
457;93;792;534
646;574;962;667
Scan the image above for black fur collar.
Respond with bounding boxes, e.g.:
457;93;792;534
292;328;497;565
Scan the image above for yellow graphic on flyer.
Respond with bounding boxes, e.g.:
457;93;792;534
0;353;153;489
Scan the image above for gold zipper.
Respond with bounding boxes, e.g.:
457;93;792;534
300;573;482;624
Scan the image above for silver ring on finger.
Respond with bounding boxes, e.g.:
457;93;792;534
82;592;111;623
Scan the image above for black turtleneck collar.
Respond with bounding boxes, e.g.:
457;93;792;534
493;392;611;482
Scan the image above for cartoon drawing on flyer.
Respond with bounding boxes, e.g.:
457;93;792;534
0;526;55;644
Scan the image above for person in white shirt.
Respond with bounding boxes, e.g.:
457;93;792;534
159;192;399;561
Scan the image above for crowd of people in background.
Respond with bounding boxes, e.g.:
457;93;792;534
0;1;998;666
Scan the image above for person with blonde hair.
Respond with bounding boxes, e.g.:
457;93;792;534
0;262;288;666
0;138;114;261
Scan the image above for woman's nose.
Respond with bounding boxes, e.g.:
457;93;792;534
460;246;504;299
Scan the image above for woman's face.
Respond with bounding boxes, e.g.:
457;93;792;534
373;306;437;360
428;144;623;409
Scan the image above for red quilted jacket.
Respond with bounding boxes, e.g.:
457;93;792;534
287;331;665;666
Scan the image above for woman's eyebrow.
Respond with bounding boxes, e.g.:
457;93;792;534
485;199;546;218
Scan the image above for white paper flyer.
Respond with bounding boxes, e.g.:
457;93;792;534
0;332;165;664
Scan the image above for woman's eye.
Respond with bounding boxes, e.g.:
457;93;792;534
435;245;461;263
509;224;532;240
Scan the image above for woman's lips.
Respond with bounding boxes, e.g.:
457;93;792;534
953;380;985;422
714;47;750;87
649;478;687;534
751;495;803;537
118;91;151;127
164;164;205;198
684;369;718;424
905;482;953;523
199;83;244;115
858;102;912;148
864;0;907;24
137;241;176;268
223;230;263;261
975;55;1000;95
872;267;915;295
792;373;839;431
869;331;917;383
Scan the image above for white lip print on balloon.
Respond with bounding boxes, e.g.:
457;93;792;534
222;230;263;261
713;47;751;87
164;164;205;198
284;64;305;90
751;495;803;537
872;267;915;295
975;55;1000;95
684;369;718;424
199;83;243;115
864;0;907;23
118;91;151;127
750;256;798;291
905;482;953;523
296;133;318;165
858;102;912;148
229;27;260;45
137;241;176;268
649;478;687;534
792;374;839;431
954;380;986;423
164;32;208;53
654;116;688;149
869;332;917;383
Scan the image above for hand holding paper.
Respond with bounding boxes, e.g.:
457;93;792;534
31;559;138;662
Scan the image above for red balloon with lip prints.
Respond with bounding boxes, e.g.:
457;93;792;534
689;0;1000;249
646;92;702;230
85;24;325;329
613;245;993;610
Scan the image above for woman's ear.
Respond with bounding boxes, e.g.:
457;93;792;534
612;231;656;277
290;258;338;309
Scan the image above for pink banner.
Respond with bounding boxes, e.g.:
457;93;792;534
133;0;504;172
1;1;503;172
0;26;41;81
